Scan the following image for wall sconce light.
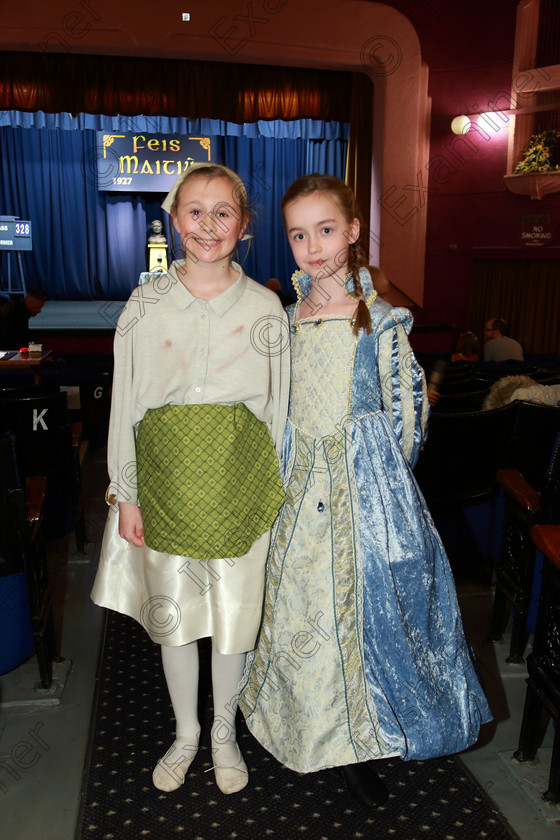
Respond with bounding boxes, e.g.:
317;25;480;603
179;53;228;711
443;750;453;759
477;112;506;134
451;111;508;136
451;115;471;135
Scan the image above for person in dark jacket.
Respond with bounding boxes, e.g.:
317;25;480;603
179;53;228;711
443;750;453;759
0;291;46;348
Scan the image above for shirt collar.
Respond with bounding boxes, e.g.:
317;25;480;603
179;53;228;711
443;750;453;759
167;260;247;315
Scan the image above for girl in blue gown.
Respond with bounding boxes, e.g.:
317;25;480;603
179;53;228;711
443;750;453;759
238;174;492;806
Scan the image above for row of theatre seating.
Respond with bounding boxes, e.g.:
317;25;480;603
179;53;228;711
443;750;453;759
414;398;560;503
424;359;560;413
414;358;560;804
0;375;111;688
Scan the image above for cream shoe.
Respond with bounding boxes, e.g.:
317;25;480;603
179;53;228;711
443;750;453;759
209;742;248;794
152;735;200;792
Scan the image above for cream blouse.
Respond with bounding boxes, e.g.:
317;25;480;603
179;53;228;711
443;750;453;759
107;261;290;505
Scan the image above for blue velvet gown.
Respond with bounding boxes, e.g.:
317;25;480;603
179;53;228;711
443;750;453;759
238;269;492;773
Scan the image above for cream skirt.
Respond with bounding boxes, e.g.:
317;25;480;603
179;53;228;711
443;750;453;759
91;505;270;654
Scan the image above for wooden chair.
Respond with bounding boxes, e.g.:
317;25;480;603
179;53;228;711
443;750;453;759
489;414;560;663
0;434;58;688
0;391;87;552
513;524;560;803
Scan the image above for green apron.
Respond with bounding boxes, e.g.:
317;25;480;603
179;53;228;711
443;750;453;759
136;403;285;559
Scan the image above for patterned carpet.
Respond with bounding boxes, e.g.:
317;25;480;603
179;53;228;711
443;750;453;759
76;610;519;840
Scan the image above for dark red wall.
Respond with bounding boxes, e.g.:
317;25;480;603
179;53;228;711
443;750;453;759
392;0;560;328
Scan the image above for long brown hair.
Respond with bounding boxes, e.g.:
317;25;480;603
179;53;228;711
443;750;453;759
281;174;372;335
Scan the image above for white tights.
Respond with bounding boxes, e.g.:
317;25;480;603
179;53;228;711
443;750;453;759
210;645;246;768
152;641;245;790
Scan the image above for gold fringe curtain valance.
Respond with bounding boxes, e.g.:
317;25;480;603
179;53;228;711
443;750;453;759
1;51;373;245
0;51;354;122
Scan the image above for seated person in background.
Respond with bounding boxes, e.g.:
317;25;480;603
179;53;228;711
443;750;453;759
451;331;479;362
0;290;47;349
483;318;524;362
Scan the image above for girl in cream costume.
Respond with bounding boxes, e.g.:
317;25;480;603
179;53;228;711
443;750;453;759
92;164;289;796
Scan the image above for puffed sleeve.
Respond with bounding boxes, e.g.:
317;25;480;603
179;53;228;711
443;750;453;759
106;297;139;506
377;308;429;467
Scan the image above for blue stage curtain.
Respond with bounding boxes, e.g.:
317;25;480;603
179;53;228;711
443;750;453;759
0;118;348;300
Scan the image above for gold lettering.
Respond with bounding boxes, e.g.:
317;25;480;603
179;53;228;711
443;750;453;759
119;155;139;174
140;160;154;174
132;135;146;154
170;139;181;152
163;160;176;174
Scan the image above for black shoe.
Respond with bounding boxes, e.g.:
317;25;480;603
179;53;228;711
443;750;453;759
337;762;389;807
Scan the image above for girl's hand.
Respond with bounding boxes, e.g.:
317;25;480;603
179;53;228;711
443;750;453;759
118;502;145;547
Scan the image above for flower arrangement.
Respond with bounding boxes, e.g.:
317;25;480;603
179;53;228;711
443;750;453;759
514;129;560;174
